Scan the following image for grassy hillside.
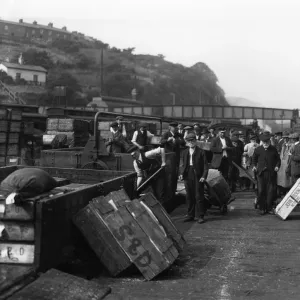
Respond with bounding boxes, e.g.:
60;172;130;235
0;37;228;106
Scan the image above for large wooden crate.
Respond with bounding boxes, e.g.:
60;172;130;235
275;178;300;220
0;132;7;143
8;269;111;300
58;119;89;132
9;122;22;133
7;144;19;156
10;110;22;121
74;190;179;280
0;120;8;132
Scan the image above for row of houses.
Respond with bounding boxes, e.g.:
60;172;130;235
0;19;96;44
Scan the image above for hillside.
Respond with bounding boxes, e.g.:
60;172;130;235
0;36;228;106
226;96;261;107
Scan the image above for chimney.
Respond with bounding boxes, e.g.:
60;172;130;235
48;22;53;28
19;19;23;23
33;21;37;25
62;26;67;31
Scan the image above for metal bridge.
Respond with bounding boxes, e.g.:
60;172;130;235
111;105;297;121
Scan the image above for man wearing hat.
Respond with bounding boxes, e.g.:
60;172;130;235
207;126;216;142
183;125;193;139
200;128;210;142
193;123;201;140
210;127;234;182
131;122;154;151
289;132;300;185
229;136;243;192
252;131;281;215
116;116;127;137
274;131;283;153
161;121;184;170
179;133;208;224
178;123;184;136
106;122;126;153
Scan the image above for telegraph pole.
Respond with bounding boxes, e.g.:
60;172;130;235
100;47;104;95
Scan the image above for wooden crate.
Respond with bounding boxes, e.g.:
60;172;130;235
139;193;185;251
0;108;8;120
8;133;20;144
275;197;298;220
10;110;22;121
73;204;132;276
9;122;22;133
58;119;89;132
0;132;7;143
0;200;35;221
104;204;178;280
8;269;111;300
0;120;8;132
7;144;19;156
46;118;59;131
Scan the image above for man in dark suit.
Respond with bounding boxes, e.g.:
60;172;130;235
210;127;234;182
207;126;216;142
252;131;281;215
290;133;300;185
274;132;284;153
161;122;184;169
179;133;208;224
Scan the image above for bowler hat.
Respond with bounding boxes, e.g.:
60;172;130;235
231;136;239;142
110;121;119;128
249;134;256;140
185;133;196;141
169;122;178;127
259;131;272;141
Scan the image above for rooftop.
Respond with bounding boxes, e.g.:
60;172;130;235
0;62;47;73
0;19;70;34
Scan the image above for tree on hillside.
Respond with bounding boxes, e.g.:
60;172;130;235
13;49;53;69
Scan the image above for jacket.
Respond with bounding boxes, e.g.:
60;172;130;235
181;146;208;180
291;143;300;176
252;145;281;177
210;136;234;168
161;131;184;156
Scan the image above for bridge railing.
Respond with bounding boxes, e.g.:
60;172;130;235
111;105;296;120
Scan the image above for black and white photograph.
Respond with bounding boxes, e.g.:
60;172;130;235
0;0;300;299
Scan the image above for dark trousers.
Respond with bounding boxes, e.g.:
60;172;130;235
184;167;205;218
257;171;277;212
219;157;230;182
228;164;239;192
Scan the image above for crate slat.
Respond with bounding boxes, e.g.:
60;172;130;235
0;243;34;264
0;201;35;221
0;221;34;241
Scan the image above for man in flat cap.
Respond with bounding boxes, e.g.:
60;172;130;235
131;122;154;151
179;133;208;224
207;126;216;142
252;131;281;215
183;125;193;139
289;132;300;185
210;127;234;182
161;121;184;170
193;123;201;141
106;122;127;153
274;131;283;153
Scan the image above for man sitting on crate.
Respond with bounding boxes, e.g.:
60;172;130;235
179;133;208;224
252;131;281;215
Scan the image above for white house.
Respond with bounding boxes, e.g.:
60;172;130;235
0;62;47;85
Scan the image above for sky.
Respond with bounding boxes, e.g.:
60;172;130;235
2;0;300;109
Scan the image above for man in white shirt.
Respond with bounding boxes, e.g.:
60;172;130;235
131;123;154;151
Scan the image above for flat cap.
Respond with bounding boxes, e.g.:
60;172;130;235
184;125;193;130
231;136;239;142
169;122;178;127
218;127;226;132
275;131;283;136
193;122;200;128
249;134;257;140
185;133;196;141
201;128;209;134
282;130;290;138
110;121;119;128
115;116;124;120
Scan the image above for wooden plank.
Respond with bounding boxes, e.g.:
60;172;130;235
73;204;131;276
0;265;36;298
105;207;174;280
0;243;34;264
0;221;34;241
0;201;35;221
139;193;185;251
232;161;257;184
8;269;111;300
